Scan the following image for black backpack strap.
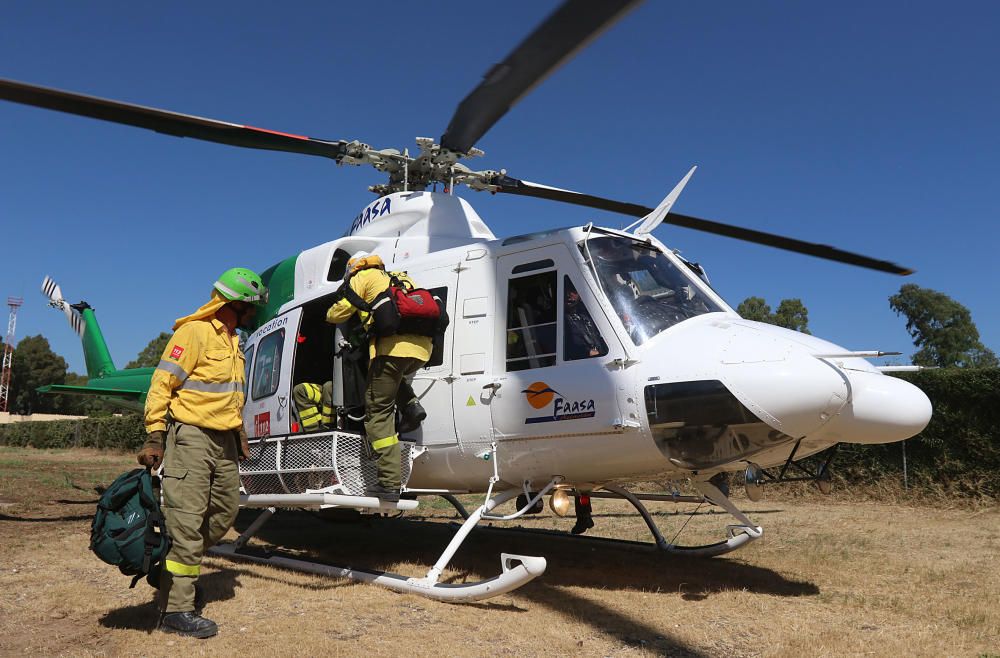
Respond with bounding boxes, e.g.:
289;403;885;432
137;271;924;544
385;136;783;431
130;470;170;589
341;285;372;313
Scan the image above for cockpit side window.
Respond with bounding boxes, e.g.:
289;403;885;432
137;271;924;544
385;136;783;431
563;276;608;361
505;270;557;372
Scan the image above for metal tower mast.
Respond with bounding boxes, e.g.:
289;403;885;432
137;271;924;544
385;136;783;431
0;296;24;413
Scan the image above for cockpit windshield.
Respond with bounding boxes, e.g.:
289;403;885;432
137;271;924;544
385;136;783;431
580;236;722;344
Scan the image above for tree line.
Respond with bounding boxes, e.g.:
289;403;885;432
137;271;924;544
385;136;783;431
0;332;169;416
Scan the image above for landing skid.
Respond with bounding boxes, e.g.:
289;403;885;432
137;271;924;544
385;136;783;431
207;490;546;603
441;483;763;558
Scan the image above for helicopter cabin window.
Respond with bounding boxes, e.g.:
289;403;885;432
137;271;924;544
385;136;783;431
563;277;608;361
242;345;255;397
326;248;352;282
581;236;723;345
251;329;284;400
424;286;448;369
506;270;557;372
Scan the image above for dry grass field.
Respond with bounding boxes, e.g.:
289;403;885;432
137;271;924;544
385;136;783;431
1;446;997;657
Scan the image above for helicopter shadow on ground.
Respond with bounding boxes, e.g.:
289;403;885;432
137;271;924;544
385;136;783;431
233;508;819;600
231;509;817;657
0;511;93;523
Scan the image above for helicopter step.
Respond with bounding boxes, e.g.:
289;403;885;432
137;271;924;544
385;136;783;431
208;487;547;603
239;430;416;498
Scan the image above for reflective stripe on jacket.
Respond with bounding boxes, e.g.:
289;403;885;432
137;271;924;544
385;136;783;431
144;317;246;433
326;267;432;361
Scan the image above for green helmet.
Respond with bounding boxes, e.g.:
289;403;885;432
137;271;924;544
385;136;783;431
214;268;268;305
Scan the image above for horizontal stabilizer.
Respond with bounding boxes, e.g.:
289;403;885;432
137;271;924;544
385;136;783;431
36;384;144;401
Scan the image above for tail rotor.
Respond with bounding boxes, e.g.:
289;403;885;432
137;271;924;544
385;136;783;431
41;276;85;337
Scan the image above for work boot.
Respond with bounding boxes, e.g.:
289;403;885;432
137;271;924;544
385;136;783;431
159;611;218;639
571;517;595;535
396;400;427;434
365;482;400;503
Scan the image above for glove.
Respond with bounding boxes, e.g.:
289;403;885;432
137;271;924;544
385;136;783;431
237;426;251;461
137;431;165;468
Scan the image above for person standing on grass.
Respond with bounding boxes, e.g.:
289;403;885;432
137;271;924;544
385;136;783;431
136;268;266;639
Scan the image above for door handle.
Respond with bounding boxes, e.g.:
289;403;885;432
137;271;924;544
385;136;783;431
482;382;502;391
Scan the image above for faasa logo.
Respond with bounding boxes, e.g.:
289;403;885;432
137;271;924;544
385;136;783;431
169;345;184;360
349;197;392;234
254;412;271;438
522;381;596;424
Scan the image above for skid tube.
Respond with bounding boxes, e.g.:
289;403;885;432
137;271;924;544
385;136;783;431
208;489;546;603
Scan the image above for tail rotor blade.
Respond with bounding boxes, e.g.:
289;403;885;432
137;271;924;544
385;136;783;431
40;276;85;337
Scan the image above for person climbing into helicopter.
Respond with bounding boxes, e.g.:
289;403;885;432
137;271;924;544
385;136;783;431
292;381;335;432
136;267;267;639
325;253;431;502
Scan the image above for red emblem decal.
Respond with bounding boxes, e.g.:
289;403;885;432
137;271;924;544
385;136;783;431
254;412;271;438
169;345;184;360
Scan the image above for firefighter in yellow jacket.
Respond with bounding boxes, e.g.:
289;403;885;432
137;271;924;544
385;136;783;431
326;253;429;502
136;268;267;639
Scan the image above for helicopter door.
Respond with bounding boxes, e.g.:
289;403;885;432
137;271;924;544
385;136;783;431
405;263;458;446
243;308;301;438
490;246;623;440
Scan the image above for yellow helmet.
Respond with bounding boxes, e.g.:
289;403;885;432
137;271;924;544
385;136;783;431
345;253;385;278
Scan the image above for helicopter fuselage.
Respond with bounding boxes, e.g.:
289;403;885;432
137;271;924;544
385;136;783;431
240;191;931;495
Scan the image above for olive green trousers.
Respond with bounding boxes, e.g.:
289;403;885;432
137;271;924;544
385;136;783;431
365;355;424;488
159;422;241;613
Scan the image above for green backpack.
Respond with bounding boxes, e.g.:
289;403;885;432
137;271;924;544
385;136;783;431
90;468;171;588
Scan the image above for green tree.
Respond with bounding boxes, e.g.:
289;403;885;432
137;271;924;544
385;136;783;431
736;296;811;334
889;284;998;368
10;335;68;414
773;298;811;334
736;297;773;323
126;332;171;368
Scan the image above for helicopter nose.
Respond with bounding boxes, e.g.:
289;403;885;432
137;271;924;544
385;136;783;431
829;370;932;444
718;330;850;438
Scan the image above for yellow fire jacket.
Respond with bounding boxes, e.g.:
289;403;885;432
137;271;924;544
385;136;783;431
144;317;246;433
326;268;432;361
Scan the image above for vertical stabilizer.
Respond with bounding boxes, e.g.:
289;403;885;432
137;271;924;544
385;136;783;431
41;277;117;379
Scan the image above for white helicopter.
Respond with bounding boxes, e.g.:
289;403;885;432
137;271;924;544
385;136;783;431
8;0;931;603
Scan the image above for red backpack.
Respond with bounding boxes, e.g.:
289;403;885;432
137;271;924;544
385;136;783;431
342;272;448;338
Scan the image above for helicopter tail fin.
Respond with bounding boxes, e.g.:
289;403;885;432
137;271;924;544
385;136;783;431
40;276;117;379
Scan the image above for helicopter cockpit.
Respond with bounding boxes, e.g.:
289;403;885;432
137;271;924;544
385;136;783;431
581;235;723;345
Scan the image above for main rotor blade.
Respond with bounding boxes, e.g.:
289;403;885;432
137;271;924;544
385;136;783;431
0;78;348;160
440;0;642;155
494;176;914;275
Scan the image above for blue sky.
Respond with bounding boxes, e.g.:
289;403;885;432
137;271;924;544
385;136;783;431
1;1;997;374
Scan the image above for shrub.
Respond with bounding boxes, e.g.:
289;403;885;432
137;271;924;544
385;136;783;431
0;415;145;451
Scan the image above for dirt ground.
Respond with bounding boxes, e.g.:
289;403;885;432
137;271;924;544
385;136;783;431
1;446;997;657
